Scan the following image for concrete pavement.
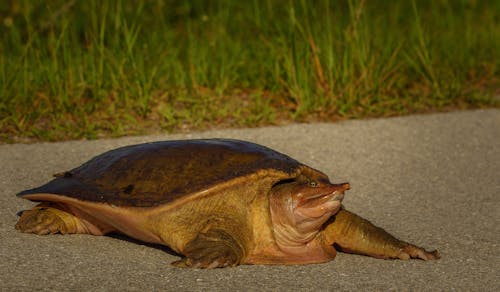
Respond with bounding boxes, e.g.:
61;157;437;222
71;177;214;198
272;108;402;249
1;109;499;291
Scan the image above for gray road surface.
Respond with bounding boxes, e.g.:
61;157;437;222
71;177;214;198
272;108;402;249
1;109;499;291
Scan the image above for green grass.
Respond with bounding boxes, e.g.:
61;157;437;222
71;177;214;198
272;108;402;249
0;0;498;142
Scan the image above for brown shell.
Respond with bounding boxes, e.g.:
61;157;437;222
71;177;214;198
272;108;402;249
17;139;323;207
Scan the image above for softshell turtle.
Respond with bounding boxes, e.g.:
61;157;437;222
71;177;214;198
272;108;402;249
15;139;439;268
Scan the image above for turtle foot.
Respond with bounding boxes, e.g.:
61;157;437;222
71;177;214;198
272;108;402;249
172;228;244;269
16;207;68;235
397;244;440;260
15;205;85;235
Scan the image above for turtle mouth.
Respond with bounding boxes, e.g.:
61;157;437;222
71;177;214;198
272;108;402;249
297;191;343;209
295;188;346;219
296;183;348;210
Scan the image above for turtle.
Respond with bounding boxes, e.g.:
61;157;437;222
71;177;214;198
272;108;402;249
15;138;439;268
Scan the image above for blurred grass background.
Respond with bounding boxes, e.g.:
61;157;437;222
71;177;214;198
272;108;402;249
0;0;498;142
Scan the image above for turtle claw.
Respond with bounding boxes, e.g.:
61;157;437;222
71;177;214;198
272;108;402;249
171;246;239;269
398;244;440;260
170;259;190;268
171;257;234;269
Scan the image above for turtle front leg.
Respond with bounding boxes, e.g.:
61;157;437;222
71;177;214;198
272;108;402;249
15;203;111;235
322;208;439;260
172;228;246;269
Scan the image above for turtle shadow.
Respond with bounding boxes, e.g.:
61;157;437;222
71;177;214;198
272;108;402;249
107;233;181;257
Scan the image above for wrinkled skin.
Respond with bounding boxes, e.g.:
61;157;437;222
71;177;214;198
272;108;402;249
270;181;346;254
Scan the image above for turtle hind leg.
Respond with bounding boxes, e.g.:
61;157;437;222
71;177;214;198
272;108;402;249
172;228;245;269
15;203;111;236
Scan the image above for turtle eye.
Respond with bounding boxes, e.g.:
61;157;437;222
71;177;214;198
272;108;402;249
309;181;318;187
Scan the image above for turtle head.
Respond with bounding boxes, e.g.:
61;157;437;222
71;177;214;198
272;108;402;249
270;179;349;248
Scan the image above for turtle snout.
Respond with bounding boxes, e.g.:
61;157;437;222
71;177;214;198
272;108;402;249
332;182;349;199
333;182;350;193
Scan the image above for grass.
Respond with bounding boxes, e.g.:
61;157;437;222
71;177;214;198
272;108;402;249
0;0;498;142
